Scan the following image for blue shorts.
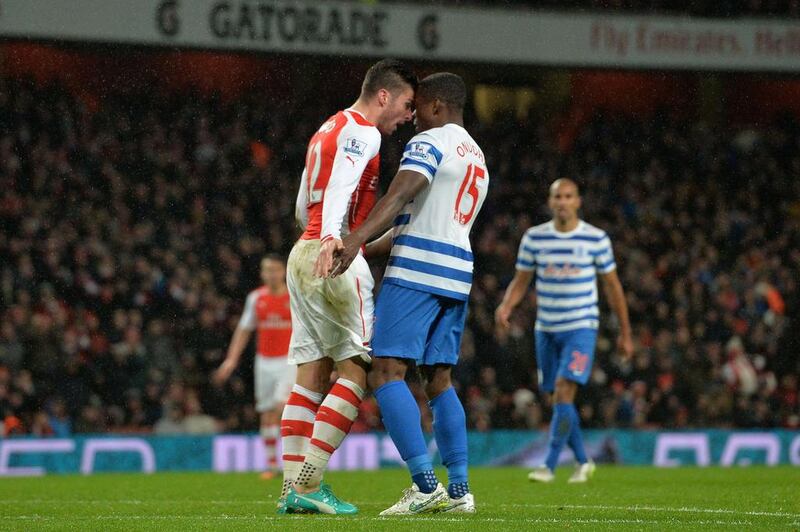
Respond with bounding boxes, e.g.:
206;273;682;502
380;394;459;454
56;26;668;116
534;328;597;392
372;281;468;366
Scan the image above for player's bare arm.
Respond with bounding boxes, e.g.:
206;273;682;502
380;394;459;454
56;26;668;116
599;269;634;359
330;169;429;277
295;168;309;230
495;269;535;329
213;326;253;385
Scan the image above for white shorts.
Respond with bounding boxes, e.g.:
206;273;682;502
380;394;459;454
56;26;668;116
287;239;374;365
255;355;296;412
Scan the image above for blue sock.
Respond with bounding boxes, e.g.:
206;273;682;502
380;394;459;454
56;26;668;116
545;403;574;472
567;404;588;464
429;387;469;499
375;380;438;493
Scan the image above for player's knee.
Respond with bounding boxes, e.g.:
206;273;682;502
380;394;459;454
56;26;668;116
295;365;323;393
368;357;408;389
295;358;333;394
335;357;369;389
554;378;578;403
421;365;452;399
263;409;280;426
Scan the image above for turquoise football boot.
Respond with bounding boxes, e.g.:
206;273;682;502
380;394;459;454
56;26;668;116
285;483;358;515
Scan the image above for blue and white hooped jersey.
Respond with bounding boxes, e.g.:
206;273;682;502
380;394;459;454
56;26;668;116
383;123;489;302
516;221;616;332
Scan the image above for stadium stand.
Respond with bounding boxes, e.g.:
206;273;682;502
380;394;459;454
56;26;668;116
1;71;797;437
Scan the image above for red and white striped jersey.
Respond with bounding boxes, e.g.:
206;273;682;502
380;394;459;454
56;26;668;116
238;287;292;358
295;109;381;242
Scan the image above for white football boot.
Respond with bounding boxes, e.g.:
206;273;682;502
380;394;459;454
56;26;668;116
442;492;475;513
379;483;448;516
567;461;596;483
527;466;555;483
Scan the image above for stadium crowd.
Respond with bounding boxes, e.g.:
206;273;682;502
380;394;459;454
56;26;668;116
0;75;798;438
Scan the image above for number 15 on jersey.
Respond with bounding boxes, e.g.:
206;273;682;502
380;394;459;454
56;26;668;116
454;163;486;225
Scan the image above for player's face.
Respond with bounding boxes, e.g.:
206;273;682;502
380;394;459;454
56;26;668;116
548;183;581;222
377;85;414;135
260;259;285;288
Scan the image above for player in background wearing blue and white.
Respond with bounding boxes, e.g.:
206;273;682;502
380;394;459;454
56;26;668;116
495;178;633;483
331;73;488;514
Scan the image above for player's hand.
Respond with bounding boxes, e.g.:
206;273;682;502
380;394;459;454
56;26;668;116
314;238;344;278
213;359;236;385
329;235;360;278
617;331;634;360
495;303;512;329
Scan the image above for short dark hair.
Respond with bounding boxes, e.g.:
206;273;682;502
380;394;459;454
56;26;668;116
361;59;417;98
418;72;466;111
261;253;284;264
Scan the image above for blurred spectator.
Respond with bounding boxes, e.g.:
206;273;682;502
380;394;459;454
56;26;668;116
47;398;72;437
722;336;758;395
154;405;185;435
181;391;219;434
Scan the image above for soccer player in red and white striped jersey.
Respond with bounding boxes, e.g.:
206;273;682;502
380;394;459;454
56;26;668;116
281;59;416;515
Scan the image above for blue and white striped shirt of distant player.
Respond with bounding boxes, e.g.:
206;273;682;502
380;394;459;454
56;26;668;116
383;123;489;302
516;221;616;333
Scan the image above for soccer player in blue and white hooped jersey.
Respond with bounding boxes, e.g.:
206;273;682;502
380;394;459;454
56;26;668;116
496;178;633;483
330;73;487;514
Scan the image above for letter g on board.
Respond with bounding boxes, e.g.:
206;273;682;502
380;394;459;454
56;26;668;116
157;0;181;37
417;14;439;51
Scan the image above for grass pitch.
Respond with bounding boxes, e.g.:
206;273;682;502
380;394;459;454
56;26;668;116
0;466;797;530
